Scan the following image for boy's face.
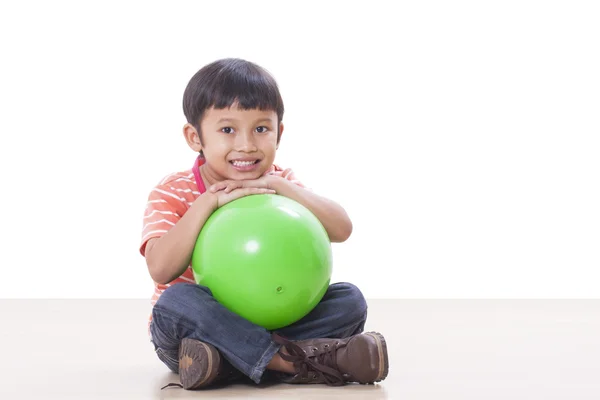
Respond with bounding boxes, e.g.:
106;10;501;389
185;103;282;182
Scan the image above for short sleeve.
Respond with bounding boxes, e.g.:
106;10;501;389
139;185;189;256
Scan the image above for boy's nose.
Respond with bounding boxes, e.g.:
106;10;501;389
235;132;258;152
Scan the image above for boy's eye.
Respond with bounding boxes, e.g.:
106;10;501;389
221;127;234;134
256;126;269;133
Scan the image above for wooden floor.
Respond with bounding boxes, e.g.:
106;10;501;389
1;299;599;399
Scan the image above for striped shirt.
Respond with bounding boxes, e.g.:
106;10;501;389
140;158;304;329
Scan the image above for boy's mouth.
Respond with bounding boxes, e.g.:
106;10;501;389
230;159;260;167
229;159;261;171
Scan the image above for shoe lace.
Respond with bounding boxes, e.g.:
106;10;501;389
161;383;183;390
272;333;346;386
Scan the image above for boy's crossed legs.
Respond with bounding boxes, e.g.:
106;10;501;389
150;282;388;390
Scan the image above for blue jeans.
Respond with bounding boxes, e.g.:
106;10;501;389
149;282;368;384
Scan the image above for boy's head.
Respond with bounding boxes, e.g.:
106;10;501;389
182;58;285;181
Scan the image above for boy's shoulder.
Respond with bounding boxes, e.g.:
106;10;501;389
146;168;199;207
155;169;196;188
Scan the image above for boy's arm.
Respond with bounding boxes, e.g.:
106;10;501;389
267;175;353;243
145;185;276;284
145;193;218;284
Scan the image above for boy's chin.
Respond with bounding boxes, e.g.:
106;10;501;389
225;163;271;180
225;169;266;181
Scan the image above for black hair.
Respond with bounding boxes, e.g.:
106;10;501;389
183;58;285;153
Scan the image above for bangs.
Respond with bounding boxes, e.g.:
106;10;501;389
210;69;282;113
183;58;284;128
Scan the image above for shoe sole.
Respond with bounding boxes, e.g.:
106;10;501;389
363;332;389;383
179;338;221;390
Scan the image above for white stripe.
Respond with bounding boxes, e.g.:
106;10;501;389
178;276;195;283
143;219;175;230
153;188;187;202
147;199;167;204
142;230;168;241
175;177;195;184
188;173;194;178
144;210;179;219
170;187;200;195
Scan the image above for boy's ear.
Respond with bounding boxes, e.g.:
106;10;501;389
276;122;284;149
183;123;203;152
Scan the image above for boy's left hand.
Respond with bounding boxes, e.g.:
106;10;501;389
209;176;275;194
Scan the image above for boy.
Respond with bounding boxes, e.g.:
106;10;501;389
140;58;389;390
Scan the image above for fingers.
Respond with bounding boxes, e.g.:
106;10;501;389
210;180;241;193
225;182;242;193
210;179;266;194
209;183;225;193
218;187;275;207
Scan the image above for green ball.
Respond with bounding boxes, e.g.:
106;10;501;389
191;194;332;330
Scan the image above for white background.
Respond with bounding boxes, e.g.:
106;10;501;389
0;0;598;299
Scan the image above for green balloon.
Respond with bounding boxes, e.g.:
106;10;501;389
191;194;332;330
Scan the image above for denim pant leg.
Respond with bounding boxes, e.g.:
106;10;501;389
149;283;280;384
277;282;368;340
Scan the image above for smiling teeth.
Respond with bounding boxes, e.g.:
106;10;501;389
232;160;256;167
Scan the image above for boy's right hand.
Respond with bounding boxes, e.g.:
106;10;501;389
208;184;275;209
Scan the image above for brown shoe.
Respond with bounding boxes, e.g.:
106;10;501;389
161;338;242;390
272;332;389;386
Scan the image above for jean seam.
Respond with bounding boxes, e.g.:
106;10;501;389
152;304;202;348
155;347;178;364
249;341;281;383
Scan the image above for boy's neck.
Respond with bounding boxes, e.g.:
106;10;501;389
198;164;218;190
